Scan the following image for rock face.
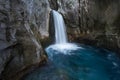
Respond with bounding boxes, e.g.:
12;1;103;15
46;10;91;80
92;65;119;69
0;0;120;80
0;0;50;80
49;0;120;55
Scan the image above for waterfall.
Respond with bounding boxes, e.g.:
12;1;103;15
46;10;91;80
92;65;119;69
52;10;67;44
46;10;80;52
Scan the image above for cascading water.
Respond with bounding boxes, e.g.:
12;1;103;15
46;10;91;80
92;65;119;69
23;10;120;80
52;10;67;44
46;10;80;53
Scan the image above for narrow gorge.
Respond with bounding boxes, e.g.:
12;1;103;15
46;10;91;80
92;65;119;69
0;0;120;80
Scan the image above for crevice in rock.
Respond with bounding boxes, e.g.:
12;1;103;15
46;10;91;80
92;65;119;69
48;0;58;10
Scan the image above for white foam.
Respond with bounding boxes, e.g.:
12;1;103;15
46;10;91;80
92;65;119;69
46;43;83;55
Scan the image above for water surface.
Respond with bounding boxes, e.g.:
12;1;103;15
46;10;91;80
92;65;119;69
24;44;120;80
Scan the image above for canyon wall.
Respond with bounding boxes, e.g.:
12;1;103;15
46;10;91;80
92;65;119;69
0;0;50;80
49;0;120;55
0;0;120;80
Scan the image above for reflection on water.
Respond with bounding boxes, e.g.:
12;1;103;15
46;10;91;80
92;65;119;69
23;44;120;80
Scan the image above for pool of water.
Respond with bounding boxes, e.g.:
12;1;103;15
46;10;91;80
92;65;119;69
23;44;120;80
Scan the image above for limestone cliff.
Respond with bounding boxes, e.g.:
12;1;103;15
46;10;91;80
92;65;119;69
49;0;120;55
0;0;50;80
0;0;120;80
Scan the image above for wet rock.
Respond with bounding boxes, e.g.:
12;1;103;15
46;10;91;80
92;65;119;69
0;0;120;79
49;0;120;55
0;0;50;80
